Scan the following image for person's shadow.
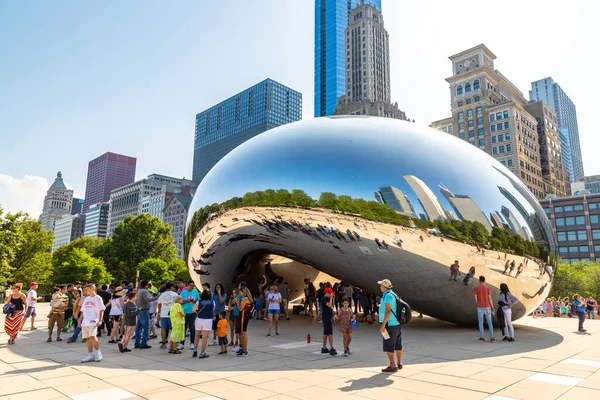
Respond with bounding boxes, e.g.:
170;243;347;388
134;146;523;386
339;373;394;392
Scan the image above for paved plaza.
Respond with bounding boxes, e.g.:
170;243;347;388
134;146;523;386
1;303;600;400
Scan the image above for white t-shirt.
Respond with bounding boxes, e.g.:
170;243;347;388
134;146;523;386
81;295;106;327
110;297;124;316
158;291;176;318
267;293;282;310
26;289;37;306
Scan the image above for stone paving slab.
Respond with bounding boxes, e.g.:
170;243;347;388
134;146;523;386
1;303;600;399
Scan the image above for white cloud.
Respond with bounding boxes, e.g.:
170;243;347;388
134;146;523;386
0;174;49;218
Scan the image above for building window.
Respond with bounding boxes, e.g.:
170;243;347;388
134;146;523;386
465;82;472;92
468;120;474;127
559;247;568;254
564;205;573;212
507;159;513;166
496;112;502;120
459;112;464;119
590;215;599;224
497;123;503;131
567;231;577;241
503;111;509;118
490;114;495;122
593;229;600;239
557;232;567;242
492;136;497;143
469;130;475;138
459;133;465;139
499;145;505;153
574;204;584;211
506;144;511;152
505;133;510;140
459;122;464;130
589;203;597;210
576;216;585;226
477;118;483;125
565;217;575;226
580;246;589;253
478;139;485;146
578;230;588;240
478;128;484;136
458;101;463;107
457;85;463;95
569;246;579;253
556;218;565;227
467;110;473;117
476;107;482;115
466;99;472;105
504;121;509;129
474;96;480;102
491;125;496;133
473;79;480;90
498;135;504;142
555;206;564;213
492;147;497;155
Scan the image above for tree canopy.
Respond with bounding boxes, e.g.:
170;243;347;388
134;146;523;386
53;247;113;284
551;261;600;300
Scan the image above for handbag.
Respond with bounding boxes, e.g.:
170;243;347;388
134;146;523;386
3;302;16;316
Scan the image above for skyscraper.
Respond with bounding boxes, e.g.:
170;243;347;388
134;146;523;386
333;2;407;119
84;203;109;239
314;0;381;117
82;152;137;214
374;185;416;217
439;184;492;232
529;77;584;182
40;171;74;232
192;79;301;183
404;175;447;222
71;198;84;215
52;214;86;252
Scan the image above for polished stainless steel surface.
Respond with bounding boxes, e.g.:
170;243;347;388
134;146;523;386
186;116;555;325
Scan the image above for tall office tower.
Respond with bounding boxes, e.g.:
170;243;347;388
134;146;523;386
438;184;492;232
40;172;74;231
71;198;84;215
529;77;583;182
333;2;407;119
192;79;301;183
524;101;569;197
52;214;86;252
83;203;110;239
374;186;416;217
107;174;197;237
163;194;193;259
404;175;447;222
82;152;137;214
314;0;381;117
431;44;546;200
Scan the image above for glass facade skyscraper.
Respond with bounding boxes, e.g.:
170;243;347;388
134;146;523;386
314;0;381;117
82;152;137;214
530;78;583;183
192;79;302;183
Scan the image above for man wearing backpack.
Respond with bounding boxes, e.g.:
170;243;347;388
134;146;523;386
378;279;402;373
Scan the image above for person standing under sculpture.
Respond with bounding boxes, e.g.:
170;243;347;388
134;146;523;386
378;279;403;372
573;294;587;332
473;276;495;342
135;280;160;349
498;283;518;342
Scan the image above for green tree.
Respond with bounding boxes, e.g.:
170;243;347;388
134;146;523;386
103;214;177;282
52;236;105;270
0;208;53;284
318;192;338;210
273;189;292;206
290;189;315;208
53;248;113;284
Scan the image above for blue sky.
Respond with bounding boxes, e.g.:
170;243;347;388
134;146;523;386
1;0;598;216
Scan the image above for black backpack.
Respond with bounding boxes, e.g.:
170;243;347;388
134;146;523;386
386;291;412;325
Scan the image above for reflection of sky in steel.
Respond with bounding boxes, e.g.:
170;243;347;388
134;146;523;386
191;117;548;247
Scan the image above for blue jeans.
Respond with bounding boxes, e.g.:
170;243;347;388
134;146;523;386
477;307;494;339
577;311;586;331
70;319;81;341
135;310;150;347
587;310;595;319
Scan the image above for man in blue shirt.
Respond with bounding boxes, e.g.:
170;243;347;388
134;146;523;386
573;294;587;332
378;279;402;373
179;281;200;350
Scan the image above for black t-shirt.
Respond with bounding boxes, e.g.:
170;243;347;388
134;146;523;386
321;296;333;320
98;291;112;308
316;288;324;300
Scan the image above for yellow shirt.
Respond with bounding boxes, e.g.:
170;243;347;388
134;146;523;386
217;319;228;337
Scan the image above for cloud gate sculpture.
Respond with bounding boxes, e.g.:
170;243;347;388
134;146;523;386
185;117;556;325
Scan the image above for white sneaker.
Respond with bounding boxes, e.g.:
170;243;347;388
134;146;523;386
209;340;217;346
177;343;184;350
81;353;95;363
232;346;241;353
189;343;195;350
94;350;103;362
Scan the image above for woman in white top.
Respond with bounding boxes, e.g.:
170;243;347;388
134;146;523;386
498;283;519;342
266;285;282;336
108;287;127;344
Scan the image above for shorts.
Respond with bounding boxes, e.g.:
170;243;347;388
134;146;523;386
268;309;280;315
160;317;172;329
229;311;236;321
235;311;250;334
25;306;36;318
323;318;333;335
124;326;135;337
212;317;218;331
195;318;212;332
308;297;316;303
383;324;402;352
110;315;121;323
218;336;228;345
81;325;97;339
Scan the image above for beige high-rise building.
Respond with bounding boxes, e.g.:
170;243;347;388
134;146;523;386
40;171;74;232
333;2;408;120
524;100;570;198
431;44;546;200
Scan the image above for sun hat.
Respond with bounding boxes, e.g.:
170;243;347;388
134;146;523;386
113;286;128;297
377;279;393;288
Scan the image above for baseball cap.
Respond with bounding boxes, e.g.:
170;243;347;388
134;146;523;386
29;282;38;287
324;287;335;294
377;279;393;288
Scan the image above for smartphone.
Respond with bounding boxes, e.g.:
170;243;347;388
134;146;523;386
381;329;390;340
